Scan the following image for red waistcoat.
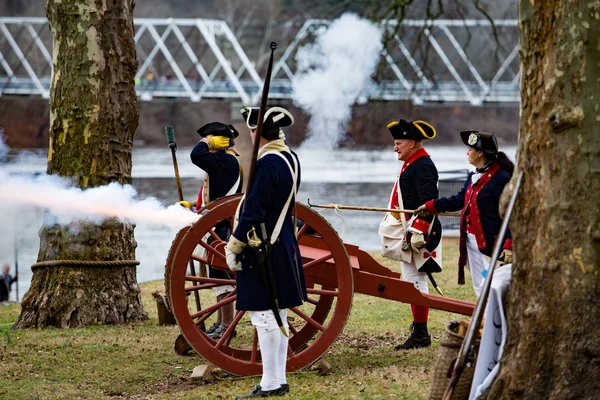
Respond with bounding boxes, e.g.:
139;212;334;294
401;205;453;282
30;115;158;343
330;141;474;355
461;162;501;250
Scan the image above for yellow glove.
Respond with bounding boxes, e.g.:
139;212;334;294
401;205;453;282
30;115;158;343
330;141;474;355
178;200;195;209
501;249;513;264
208;136;230;150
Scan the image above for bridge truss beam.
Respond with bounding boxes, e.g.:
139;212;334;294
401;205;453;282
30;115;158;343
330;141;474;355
0;17;519;105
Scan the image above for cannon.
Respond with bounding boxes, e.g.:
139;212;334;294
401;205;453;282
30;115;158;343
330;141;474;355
165;194;474;376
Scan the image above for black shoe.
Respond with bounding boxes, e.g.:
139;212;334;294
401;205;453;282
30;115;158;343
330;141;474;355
206;324;219;335
207;325;237;339
235;384;285;398
394;322;431;350
275;384;289;395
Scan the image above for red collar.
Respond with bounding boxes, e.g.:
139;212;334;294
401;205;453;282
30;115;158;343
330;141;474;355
401;148;430;175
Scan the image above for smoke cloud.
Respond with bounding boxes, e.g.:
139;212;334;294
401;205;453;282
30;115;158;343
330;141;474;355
0;134;199;229
292;13;382;149
0;170;199;227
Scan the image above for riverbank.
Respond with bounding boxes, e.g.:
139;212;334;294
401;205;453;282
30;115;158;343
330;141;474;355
0;241;476;400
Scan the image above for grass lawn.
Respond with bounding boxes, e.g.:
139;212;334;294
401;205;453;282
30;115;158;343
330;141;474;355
0;238;475;400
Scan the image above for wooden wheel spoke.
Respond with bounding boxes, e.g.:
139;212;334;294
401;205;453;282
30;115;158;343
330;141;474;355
307;288;338;297
305;296;319;306
287;343;294;357
296;223;309;241
208;228;221;242
192;290;237;323
185;275;236;286
185;283;219;292
190;254;208;264
198;240;226;263
251;328;259;363
288;323;298;335
290;307;325;332
303;252;332;270
215;310;245;350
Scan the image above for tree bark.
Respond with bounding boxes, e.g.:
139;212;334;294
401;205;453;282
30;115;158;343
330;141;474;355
486;0;600;398
15;0;147;328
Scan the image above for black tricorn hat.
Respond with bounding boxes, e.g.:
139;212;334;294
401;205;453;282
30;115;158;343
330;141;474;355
460;131;498;154
196;122;239;139
387;119;436;141
240;106;294;140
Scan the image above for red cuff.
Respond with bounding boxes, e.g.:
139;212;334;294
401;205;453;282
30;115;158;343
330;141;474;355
424;200;438;214
412;218;431;233
503;239;512;250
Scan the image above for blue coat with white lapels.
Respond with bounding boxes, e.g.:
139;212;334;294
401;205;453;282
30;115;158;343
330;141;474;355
231;143;307;311
225;106;307;311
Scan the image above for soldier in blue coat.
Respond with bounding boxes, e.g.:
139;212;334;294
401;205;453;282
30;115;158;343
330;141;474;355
225;106;306;398
417;131;514;296
183;122;243;338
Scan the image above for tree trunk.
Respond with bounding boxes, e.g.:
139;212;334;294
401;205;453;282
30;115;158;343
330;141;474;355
15;0;147;328
485;0;600;398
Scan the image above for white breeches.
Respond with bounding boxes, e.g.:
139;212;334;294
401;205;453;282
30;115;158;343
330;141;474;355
400;261;429;294
250;309;289;390
466;233;489;297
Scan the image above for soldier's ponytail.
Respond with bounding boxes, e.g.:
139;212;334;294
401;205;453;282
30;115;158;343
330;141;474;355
496;151;514;176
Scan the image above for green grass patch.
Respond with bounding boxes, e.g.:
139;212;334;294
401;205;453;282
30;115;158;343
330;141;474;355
0;238;475;399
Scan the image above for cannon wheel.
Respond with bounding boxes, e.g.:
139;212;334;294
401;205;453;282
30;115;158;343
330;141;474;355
169;195;354;376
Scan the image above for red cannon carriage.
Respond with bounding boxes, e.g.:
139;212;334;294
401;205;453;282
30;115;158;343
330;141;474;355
165;195;474;376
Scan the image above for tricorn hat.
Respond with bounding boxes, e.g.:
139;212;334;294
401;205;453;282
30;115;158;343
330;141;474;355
196;122;239;139
240;106;294;140
387;119;436;141
460;131;498;154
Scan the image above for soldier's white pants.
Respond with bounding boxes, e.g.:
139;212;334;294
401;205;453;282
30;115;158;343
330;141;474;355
400;261;429;294
466;233;489;297
250;309;289;391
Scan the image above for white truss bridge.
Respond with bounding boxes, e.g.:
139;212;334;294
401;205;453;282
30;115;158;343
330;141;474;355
0;17;519;105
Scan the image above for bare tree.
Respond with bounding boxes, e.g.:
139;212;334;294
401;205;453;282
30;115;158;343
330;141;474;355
15;0;147;328
485;0;600;397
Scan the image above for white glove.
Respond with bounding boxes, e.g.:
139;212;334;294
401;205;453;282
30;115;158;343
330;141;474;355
225;247;242;271
409;230;426;253
500;249;513;264
225;236;246;272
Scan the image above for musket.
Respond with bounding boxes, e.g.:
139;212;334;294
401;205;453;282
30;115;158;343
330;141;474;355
242;42;288;337
442;172;523;400
307;200;460;218
165;126;184;202
165;126;205;331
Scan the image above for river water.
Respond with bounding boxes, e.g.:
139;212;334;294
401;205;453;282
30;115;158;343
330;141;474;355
0;145;515;301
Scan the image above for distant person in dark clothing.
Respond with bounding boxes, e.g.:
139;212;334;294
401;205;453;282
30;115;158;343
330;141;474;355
0;263;18;302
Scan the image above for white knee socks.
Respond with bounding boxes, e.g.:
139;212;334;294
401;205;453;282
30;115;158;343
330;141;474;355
250;309;289;391
277;309;289;385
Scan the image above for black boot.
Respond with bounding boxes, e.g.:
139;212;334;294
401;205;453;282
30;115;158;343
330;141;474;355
235;384;286;398
394;322;431;350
